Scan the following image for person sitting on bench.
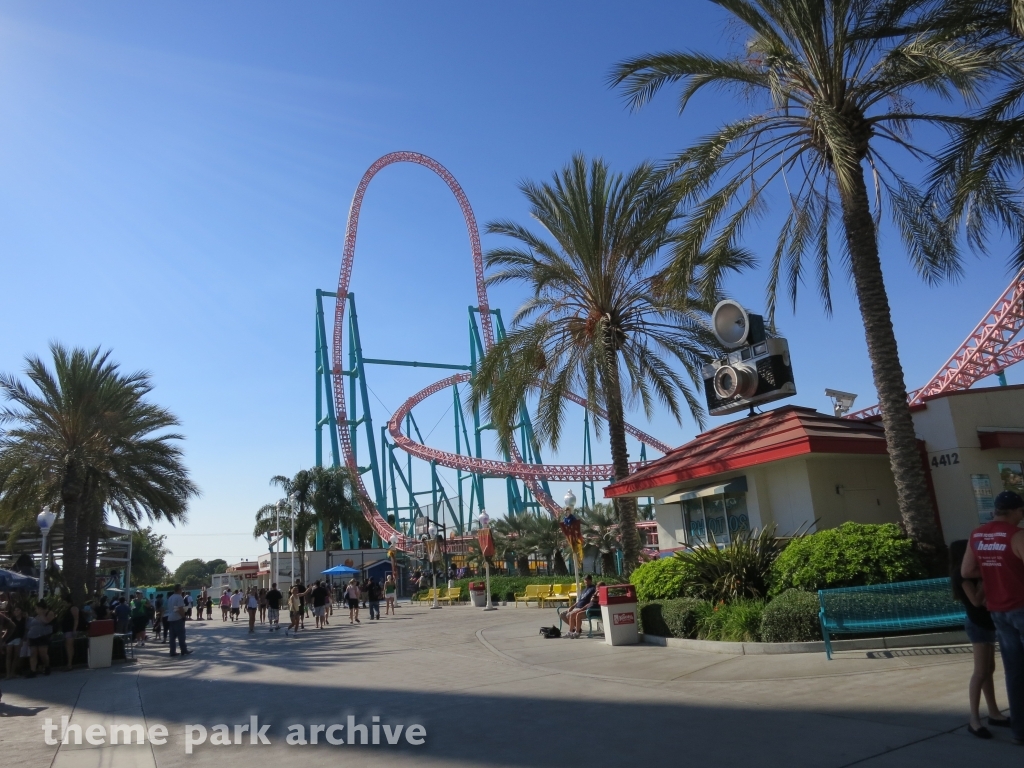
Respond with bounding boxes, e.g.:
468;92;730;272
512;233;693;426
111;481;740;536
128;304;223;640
560;576;602;638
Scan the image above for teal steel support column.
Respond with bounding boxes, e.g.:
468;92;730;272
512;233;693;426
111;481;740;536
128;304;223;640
998;370;1009;387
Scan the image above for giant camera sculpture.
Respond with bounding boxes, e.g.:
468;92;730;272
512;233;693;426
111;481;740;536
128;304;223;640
703;300;796;416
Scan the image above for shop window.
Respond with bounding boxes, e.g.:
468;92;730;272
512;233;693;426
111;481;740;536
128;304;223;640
683;492;749;546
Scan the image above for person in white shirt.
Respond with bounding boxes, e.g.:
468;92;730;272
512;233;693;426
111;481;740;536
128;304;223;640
229;590;242;622
164;585;191;657
246;589;259;633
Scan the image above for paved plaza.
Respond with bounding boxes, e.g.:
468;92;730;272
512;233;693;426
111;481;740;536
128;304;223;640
0;602;1019;767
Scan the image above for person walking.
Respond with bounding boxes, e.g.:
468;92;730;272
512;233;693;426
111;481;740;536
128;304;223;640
266;583;282;631
951;540;1010;738
962;490;1024;745
246;588;258;633
294;580;307;630
229;589;242;622
183;592;193;621
205;593;213;620
384;574;397;615
368;578;382;620
59;595;80;671
152;593;165;641
310;581;328;629
345;579;360;624
4;606;25;679
285;586;302;635
130;592;149;647
219;589;231;621
359;578;369;609
165;584;192;657
258;588;268;625
26;601;54;677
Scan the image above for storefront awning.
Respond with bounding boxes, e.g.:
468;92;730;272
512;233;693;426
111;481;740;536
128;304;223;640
656;476;748;504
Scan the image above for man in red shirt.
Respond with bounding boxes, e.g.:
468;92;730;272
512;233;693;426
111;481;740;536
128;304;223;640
963;490;1024;745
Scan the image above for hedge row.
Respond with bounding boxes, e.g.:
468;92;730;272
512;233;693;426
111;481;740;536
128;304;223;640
640;593;823;643
411;574;624;603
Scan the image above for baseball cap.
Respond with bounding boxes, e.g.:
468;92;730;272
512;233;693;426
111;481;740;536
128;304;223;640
994;490;1024;512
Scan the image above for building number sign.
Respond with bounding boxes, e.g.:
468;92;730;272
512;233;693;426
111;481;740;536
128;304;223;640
930;453;960;468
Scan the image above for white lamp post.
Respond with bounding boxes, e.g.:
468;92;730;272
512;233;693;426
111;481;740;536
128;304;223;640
388;532;399;598
563;490;581;602
275;500;286;588
426;523;441;609
478;511;496;611
36;506;56;600
289;493;298;586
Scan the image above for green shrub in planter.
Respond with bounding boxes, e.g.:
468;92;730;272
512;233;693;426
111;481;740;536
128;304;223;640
695;599;765;642
759;589;822;642
630;558;695;602
639;598;709;638
661;598;709;638
770;522;926;595
639;601;667;636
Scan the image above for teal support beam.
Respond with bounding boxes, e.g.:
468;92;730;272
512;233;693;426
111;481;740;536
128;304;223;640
998;370;1009;387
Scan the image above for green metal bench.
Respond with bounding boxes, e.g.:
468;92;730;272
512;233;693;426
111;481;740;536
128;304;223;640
818;577;965;659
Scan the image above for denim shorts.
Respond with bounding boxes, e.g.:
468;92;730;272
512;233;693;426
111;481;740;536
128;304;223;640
965;616;997;644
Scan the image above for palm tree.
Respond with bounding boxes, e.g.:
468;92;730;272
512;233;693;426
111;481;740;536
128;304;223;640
581;503;621;576
921;2;1024;261
308;465;364;550
470;155;720;573
254;470;316;584
491;515;533;576
0;344;197;604
522;514;569;575
609;0;1005;561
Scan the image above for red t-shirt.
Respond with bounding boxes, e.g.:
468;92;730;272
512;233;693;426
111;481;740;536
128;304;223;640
970;520;1024;613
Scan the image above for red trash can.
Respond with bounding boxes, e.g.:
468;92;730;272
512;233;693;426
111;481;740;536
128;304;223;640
598;585;639;646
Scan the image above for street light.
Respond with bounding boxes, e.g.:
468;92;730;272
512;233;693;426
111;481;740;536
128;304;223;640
289;493;299;587
426;523;441;609
388;532;399;598
36;506;56;600
274;499;286;587
478;510;496;611
563;490;582;603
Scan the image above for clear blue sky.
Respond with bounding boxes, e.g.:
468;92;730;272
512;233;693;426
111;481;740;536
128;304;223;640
1;2;1018;570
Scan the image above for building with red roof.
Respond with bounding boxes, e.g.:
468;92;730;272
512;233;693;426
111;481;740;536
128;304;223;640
605;385;1024;553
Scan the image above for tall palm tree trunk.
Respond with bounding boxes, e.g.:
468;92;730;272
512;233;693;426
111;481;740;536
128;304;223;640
61;465;86;606
840;169;945;562
602;342;641;572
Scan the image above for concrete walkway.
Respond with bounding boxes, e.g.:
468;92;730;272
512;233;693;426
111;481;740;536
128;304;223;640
0;602;1018;767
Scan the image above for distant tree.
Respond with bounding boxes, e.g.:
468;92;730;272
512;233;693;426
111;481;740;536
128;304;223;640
208;559;228;575
131;527;171;585
492;515;533;576
172;558;211;589
522;514;569;575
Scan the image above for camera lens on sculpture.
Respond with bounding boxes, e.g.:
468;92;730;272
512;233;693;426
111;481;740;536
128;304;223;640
714;366;739;399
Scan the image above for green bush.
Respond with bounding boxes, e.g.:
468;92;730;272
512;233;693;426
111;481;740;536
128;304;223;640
639;597;710;638
676;527;789;602
639;601;667;636
759;589;822;642
661;597;708;638
695;599;765;642
770;523;926;595
630;558;695;602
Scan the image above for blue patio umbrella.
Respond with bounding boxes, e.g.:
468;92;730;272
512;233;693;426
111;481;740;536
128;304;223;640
321;564;360;576
0;568;39;592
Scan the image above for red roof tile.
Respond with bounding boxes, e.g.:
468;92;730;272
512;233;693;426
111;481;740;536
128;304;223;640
604;406;888;498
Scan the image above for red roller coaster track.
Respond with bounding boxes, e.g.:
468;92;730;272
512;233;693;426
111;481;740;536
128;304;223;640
848;268;1024;420
332;152;671;552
